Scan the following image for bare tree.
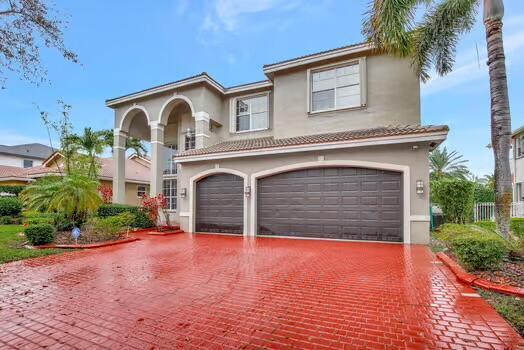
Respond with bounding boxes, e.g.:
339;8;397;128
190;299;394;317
0;0;78;87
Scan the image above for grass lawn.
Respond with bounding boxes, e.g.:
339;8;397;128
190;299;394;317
0;225;67;264
478;289;524;336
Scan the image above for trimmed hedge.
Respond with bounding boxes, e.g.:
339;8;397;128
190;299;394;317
0;185;25;196
97;204;153;229
0;197;23;217
435;224;508;270
451;233;507;271
24;224;55;246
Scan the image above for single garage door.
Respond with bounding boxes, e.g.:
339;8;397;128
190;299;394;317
196;174;243;234
257;167;403;242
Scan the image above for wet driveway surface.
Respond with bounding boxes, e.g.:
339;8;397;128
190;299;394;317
0;233;522;349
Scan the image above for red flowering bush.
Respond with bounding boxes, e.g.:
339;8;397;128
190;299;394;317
140;194;170;230
98;184;113;204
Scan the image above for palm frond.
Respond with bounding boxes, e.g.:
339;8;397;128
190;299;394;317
412;0;478;81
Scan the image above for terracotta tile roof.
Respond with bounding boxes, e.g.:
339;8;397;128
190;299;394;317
0;165;30;179
177;125;449;158
0;157;150;183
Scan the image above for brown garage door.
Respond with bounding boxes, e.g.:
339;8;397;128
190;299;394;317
257;167;403;242
196;174;243;234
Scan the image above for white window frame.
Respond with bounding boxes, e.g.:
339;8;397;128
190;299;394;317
23;159;33;168
306;57;367;114
137;184;147;198
229;91;270;134
163;179;177;211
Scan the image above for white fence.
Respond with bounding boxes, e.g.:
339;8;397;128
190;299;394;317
474;202;524;221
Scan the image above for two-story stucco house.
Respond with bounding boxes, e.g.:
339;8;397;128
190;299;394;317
0;143;53;169
107;43;448;244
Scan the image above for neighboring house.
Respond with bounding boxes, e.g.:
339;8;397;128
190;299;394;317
0;152;150;206
107;42;448;244
0;143;54;168
512;126;524;201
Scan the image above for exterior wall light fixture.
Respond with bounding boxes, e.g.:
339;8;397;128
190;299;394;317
180;188;187;198
416;180;424;195
244;186;251;197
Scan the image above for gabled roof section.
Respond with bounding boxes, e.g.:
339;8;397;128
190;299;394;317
0;143;54;160
105;42;373;107
263;42;373;75
176;125;449;161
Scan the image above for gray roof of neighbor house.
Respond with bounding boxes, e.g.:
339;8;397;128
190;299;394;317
0;143;54;160
512;126;524;138
176;125;449;158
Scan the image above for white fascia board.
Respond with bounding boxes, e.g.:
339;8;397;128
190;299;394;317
224;81;273;95
176;132;448;163
106;76;225;107
263;43;373;74
0;177;33;182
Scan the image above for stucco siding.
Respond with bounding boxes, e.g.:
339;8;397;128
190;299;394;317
176;143;431;244
0;154;43;168
272;55;420;138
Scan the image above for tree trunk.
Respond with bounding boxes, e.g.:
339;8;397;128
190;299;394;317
484;11;512;239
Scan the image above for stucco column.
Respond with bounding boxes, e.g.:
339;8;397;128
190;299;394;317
113;129;127;204
150;122;165;196
194;111;211;149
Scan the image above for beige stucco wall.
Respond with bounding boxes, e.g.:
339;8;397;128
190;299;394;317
175;143;431;244
272;55;421;138
111;53;420;148
101;180;148;206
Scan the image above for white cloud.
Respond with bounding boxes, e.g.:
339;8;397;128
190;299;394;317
201;0;301;32
422;25;524;96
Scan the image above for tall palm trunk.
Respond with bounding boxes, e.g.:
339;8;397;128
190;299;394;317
484;0;512;238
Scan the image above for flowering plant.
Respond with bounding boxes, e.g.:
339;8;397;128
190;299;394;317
140;194;170;230
98;184;113;204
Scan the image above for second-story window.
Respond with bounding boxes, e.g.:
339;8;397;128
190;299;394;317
311;62;361;113
23;159;33;168
235;94;268;132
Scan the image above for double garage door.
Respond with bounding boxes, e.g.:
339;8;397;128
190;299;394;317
195;167;403;242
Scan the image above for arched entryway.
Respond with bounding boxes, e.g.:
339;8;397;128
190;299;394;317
195;173;244;234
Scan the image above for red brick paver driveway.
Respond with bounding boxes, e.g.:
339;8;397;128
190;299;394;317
0;234;522;349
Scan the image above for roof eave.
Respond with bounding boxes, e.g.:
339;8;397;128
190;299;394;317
175;131;448;163
263;42;374;77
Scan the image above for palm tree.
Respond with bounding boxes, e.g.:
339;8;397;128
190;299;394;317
430;147;470;180
364;0;512;238
20;175;102;224
100;129;147;157
68;128;106;179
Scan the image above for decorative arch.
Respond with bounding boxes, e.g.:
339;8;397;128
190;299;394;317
158;94;195;126
249;160;411;242
119;105;151;131
188;168;249;236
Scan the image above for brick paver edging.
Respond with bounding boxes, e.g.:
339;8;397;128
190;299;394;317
437;252;524;297
34;237;140;250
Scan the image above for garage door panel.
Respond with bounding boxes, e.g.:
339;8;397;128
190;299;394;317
196;174;243;234
257;167;402;242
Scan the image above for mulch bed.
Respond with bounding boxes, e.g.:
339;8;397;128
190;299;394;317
445;250;523;289
472;260;524;289
54;230;132;245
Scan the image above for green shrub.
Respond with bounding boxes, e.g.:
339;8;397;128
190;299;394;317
24;224;55;246
474;183;495;203
23;211;57;225
0;185;25;196
431;178;475;224
473;221;496;233
451;232;507;270
83;212;135;241
0;197;23;217
0;216;12;224
97;204;153;229
510;218;524;238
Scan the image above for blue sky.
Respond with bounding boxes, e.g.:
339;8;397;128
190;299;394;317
1;0;524;176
